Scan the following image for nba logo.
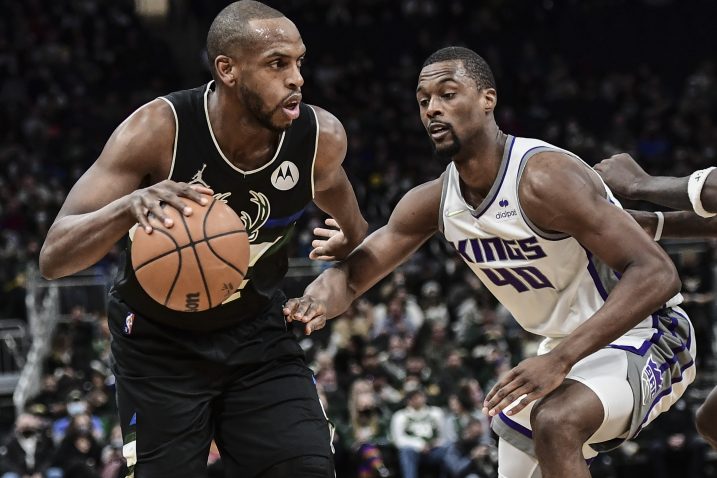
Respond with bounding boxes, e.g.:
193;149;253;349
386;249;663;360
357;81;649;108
124;313;135;335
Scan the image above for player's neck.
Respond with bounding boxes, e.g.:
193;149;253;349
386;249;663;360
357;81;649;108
207;88;282;170
455;127;508;208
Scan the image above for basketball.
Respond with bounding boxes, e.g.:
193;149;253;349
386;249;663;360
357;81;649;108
130;196;249;312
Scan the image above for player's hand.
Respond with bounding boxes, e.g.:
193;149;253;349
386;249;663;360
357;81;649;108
127;180;213;234
482;353;570;418
283;295;328;335
309;218;355;261
594;153;649;200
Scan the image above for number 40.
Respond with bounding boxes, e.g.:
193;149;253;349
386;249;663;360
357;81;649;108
482;266;554;292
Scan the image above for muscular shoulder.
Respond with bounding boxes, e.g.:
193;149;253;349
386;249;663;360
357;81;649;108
520;151;604;204
309;104;347;187
105;98;176;180
519;151;606;234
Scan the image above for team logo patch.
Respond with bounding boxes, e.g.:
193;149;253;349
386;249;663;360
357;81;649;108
641;355;664;405
495;198;518;220
271;161;299;191
189;163;232;203
123;313;135;335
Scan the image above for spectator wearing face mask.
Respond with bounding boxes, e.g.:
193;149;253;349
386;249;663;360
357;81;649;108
51;414;103;478
0;413;62;478
51;391;104;447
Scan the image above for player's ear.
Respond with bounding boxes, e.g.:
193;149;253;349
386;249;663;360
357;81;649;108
214;55;239;87
482;88;497;113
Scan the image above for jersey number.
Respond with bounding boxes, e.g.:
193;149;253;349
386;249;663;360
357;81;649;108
483;266;554;293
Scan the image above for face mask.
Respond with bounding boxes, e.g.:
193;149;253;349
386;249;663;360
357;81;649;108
76;425;91;435
20;429;39;439
111;438;124;449
67;401;88;416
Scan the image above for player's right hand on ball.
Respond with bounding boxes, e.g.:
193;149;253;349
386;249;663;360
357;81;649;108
283;296;327;335
128;180;213;234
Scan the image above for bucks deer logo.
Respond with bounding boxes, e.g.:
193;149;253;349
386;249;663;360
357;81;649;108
241;191;270;242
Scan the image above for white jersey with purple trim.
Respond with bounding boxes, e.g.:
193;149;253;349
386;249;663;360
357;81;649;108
439;135;682;352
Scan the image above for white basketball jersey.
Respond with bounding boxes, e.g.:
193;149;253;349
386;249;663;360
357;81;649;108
439;136;681;353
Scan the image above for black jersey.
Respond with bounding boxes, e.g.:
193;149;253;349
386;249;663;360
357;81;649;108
110;82;318;331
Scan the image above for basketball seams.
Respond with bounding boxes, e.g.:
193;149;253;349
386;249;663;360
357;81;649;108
133;229;247;272
162;234;183;307
179;204;213;309
131;199;249;312
203;200;248;279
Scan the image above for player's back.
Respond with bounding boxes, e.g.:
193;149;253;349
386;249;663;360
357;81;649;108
439;136;679;353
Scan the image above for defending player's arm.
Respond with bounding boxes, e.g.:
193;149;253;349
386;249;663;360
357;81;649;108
629;210;717;239
595;153;717;214
39;100;212;280
308;106;368;260
484;152;681;416
283;179;441;334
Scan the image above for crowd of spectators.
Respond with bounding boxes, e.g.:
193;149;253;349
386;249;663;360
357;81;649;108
1;0;716;477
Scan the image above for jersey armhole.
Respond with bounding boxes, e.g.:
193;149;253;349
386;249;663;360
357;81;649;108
438;170;450;234
158;96;178;180
308;105;320;198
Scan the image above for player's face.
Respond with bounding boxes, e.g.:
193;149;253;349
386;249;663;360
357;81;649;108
237;18;306;131
416;61;490;160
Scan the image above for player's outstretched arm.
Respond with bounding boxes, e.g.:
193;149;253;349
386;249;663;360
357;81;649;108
629;210;717;239
309;105;368;260
284;178;442;334
39;100;211;280
484;152;680;417
596;153;717;213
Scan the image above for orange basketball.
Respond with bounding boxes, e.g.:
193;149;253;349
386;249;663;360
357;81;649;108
130;196;249;312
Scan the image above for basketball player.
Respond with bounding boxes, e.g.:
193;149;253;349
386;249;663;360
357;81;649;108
596;153;717;450
39;2;367;477
284;47;696;478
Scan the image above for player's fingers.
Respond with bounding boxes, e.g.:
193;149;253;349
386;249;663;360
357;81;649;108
293;298;321;322
313;227;338;238
483;379;525;416
315;255;337;262
306;315;327;335
488;382;533;417
131;201;153;234
325;218;339;228
309;247;336;261
143;198;173;228
173;182;211;206
156;190;193;217
188;184;214;196
504;390;542;416
483;367;517;404
283;298;300;321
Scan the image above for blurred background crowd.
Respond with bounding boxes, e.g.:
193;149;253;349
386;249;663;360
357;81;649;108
0;0;715;477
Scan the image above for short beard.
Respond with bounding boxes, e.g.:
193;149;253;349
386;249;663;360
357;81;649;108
239;82;285;132
431;133;462;163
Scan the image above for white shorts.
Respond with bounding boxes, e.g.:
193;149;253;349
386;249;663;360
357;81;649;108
493;307;696;476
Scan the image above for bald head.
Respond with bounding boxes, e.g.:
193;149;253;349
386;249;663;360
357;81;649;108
206;1;285;63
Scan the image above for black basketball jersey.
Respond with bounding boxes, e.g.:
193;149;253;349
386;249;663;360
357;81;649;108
110;82;318;331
